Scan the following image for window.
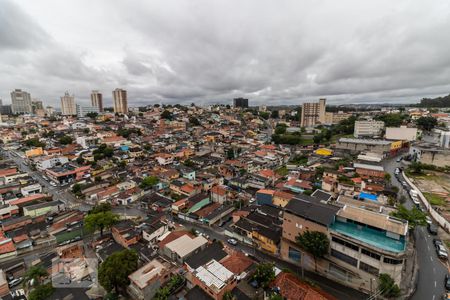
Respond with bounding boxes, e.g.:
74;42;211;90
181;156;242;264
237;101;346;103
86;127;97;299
361;248;381;260
332;236;359;251
383;257;403;265
288;247;301;262
359;262;379;276
331;249;357;267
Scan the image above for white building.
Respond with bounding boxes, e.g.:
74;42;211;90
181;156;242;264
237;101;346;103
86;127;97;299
354;120;385;138
11;89;32;114
35;156;69;170
76;136;99;149
60;92;76;116
76;104;100;118
440;131;450;149
385;126;418;141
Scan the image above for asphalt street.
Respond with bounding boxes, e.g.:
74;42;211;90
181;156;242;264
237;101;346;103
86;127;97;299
383;155;448;300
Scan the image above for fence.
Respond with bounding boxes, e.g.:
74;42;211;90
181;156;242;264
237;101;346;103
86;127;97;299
403;173;450;233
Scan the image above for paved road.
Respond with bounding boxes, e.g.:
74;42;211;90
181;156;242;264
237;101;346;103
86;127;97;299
383;156;448;300
174;217;367;300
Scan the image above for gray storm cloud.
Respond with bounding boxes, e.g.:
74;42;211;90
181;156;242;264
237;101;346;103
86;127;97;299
1;0;450;107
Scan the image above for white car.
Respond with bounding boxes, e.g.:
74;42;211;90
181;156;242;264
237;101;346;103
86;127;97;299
49;182;57;187
227;238;238;246
8;277;23;288
426;216;432;225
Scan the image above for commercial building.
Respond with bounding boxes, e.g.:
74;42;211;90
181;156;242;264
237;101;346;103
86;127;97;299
324;111;352;125
35;155;69;170
162;234;208;263
45;163;91;185
354;120;385;138
232;97;248;108
385;126;418;141
300;98;326;127
411;143;450;168
336;138;396;157
11;89;32;114
60;92;76;116
113;88;128;114
76;104;100;118
90;90;103;112
281;195;408;293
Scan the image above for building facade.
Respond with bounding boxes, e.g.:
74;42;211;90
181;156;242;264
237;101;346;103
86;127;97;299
113;88;128;114
76;104;100;118
60;92;76;116
233;97;249;108
90;90;103;112
300;98;326;127
354;120;385;138
11;89;32;114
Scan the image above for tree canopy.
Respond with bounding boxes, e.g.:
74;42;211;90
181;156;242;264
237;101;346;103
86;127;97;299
390;204;426;229
139;176;159;189
251;262;275;288
84;210;119;236
416;116;437;131
378;273;401;298
58;135;73;145
98;249;139;294
28;283;54;300
296;230;329;271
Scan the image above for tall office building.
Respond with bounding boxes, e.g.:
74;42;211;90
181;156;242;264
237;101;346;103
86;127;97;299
113;88;128;114
60;92;77;116
91;90;103;112
11;89;32;114
233;97;249;108
300;98;327;127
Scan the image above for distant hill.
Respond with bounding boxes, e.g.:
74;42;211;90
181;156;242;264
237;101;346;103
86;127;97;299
417;94;450;107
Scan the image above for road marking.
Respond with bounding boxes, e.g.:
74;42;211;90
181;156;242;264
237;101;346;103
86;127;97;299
433;294;436;300
435;281;437;287
433;267;436;274
431;256;433;262
428;245;430;250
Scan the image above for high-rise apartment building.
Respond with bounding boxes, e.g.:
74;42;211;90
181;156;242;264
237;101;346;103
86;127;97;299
60;92;77;116
113;88;128;114
31;100;44;114
300;98;326;127
233;97;249;108
91;90;103;112
11;89;32;114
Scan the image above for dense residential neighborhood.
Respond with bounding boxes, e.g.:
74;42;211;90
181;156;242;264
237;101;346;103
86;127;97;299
0;95;449;300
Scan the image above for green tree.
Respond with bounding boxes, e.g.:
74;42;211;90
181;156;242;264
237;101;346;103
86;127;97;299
313;134;322;144
252;262;275;288
84;211;119;236
25;138;46;148
390;204;426;230
259;111;270;120
296;230;329;271
139;176;159;189
270;110;279;119
223;291;237;300
378;273;401;298
384;173;391;181
189;117;201;126
72;183;82;196
161;110;173;120
375;113;405;127
98;249;139;294
59;135;73;145
90;202;112;214
409;161;423;174
274;124;287;135
24;266;48;286
28;283;54;300
416;116;437;131
86;112;98;119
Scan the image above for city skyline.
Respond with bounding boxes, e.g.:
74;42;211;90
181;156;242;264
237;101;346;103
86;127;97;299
1;0;450;107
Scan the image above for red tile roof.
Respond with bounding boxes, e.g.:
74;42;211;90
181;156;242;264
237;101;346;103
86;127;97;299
272;272;336;300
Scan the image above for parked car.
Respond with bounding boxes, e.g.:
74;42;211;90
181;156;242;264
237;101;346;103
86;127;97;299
437;245;449;260
396;157;403;163
428;223;438;235
426;216;433;225
227;238;238;246
427;223;437;235
8;277;23;288
445;274;450;290
401;181;408;188
434;239;444;247
395;168;400;175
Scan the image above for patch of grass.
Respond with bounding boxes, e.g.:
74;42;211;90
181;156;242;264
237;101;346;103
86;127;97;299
276;166;288;176
299;139;314;145
445;240;450;249
423;192;446;206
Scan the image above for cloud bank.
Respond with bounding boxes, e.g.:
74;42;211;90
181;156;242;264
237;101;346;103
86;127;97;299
1;0;450;107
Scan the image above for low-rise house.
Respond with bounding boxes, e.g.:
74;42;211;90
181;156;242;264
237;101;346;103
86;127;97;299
127;259;172;300
161;234;208;264
112;221;140;248
22;200;65;217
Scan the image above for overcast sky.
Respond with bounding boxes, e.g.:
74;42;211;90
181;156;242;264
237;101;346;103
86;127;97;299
1;0;450;107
